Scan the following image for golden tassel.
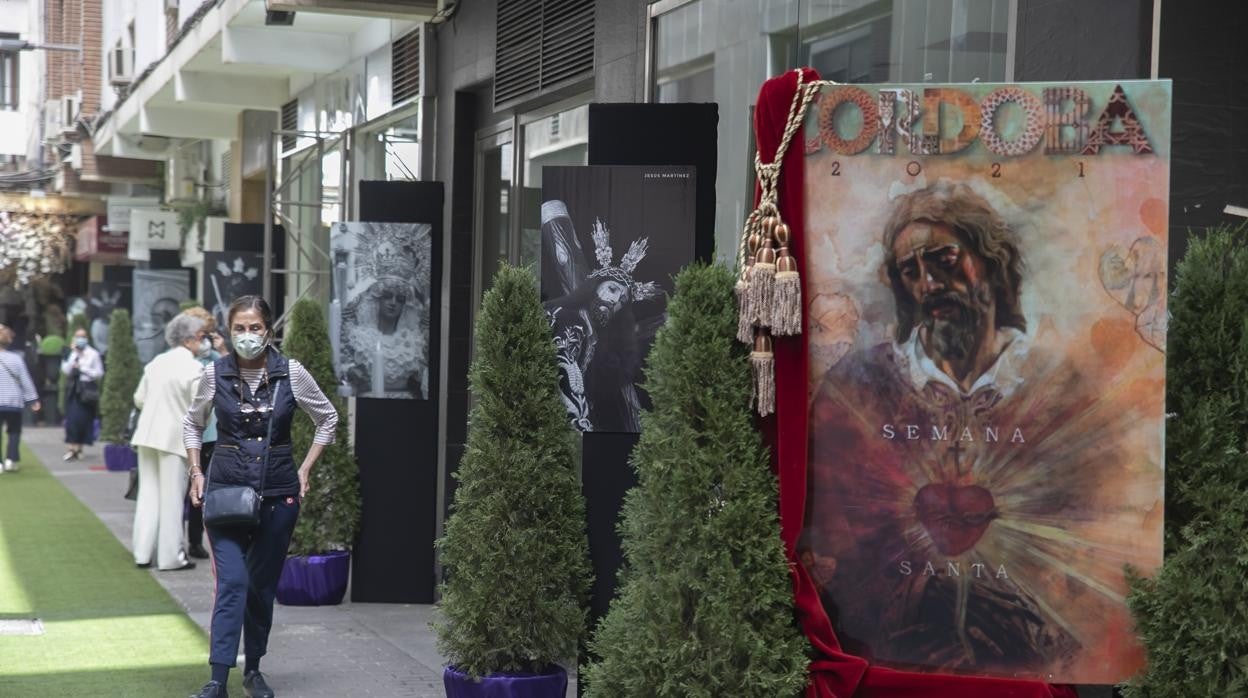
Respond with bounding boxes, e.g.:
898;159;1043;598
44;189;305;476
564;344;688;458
751;330;776;417
735;212;762;343
749;216;778;328
771;221;802;335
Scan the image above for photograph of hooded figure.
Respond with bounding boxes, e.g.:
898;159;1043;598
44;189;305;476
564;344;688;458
540;165;696;433
330;222;431;400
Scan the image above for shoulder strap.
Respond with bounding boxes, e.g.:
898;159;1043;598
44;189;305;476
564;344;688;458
258;377;283;495
0;353;20;383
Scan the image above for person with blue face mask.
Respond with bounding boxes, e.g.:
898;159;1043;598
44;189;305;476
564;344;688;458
59;328;103;461
183;295;338;698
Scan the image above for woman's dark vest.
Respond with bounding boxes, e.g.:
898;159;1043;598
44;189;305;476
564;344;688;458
207;350;299;497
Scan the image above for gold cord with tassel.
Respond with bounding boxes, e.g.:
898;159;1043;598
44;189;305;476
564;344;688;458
736;69;834;414
750;330;776;417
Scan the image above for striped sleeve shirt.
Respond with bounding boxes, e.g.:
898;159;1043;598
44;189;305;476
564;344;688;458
182;359;338;451
0;351;38;410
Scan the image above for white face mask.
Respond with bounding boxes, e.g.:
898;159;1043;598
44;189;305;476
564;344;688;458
196;338;213;359
232;332;267;360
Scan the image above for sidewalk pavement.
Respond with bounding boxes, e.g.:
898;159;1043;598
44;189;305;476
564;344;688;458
20;426;450;697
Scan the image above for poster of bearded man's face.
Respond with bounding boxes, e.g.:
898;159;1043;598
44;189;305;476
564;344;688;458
540;165;696;433
800;79;1170;685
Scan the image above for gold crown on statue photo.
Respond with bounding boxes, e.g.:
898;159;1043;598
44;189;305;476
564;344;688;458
373;241;409;281
587;218;662;302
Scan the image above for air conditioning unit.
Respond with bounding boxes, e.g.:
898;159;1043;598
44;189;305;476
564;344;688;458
42;99;61;138
67;143;83;170
59;94;80;135
109;45;134;86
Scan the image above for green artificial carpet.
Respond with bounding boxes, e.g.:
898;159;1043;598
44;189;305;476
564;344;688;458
0;445;208;696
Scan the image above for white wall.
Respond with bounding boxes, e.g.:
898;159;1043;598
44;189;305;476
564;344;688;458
0;0;36;158
133;0;166;76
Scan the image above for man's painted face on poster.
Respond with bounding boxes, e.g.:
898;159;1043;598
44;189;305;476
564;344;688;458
892;221;995;362
592;279;629;325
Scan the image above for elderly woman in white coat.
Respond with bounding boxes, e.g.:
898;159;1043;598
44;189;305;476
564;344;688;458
130;312;213;571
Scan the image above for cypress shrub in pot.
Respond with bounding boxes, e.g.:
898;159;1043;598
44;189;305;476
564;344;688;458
277;298;361;606
436;264;591;697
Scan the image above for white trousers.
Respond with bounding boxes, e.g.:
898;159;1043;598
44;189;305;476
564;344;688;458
132;446;188;569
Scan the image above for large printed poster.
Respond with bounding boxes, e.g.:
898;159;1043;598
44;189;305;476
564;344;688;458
132;269;191;364
800;81;1169;683
202;252;264;334
541;165;696;433
330;222;431;400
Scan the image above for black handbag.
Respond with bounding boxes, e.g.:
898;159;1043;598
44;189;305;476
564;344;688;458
202;379;281;528
76;378;100;405
124;467;138;501
124;408;140;442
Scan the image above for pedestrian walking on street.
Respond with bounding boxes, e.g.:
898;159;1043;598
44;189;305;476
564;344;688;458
181;306;227;560
60;328;103;461
184;295;338;698
131;312;208;572
0;324;41;472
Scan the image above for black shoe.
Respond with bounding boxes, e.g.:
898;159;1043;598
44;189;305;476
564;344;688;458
242;670;274;698
135;561;152;569
191;680;228;698
188;544;210;559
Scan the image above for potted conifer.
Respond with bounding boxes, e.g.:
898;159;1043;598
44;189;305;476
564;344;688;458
99;309;140;472
276;298;361;606
436;263;591;697
583;264;809;696
1125;223;1248;696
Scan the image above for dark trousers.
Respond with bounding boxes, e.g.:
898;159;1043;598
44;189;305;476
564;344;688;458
206;496;300;667
64;396;96;445
186;443;213;548
0;409;21;462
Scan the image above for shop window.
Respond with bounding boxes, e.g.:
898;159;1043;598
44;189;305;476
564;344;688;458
519;103;588;272
656;59;713;104
648;0;1013;260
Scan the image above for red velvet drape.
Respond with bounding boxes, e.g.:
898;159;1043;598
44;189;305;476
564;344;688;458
754;68;1078;698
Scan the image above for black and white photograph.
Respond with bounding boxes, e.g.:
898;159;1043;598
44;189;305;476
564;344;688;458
132;269;190;363
330;221;432;400
87;280;132;355
202;252;263;336
541;165;697;433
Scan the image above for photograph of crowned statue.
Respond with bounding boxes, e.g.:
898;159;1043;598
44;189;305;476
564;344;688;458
800;179;1165;682
330;222;431;400
540;165;696;433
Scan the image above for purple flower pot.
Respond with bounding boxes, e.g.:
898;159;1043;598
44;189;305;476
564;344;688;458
275;551;351;606
103;444;137;472
443;665;567;698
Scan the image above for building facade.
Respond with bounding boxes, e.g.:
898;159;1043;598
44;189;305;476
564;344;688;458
0;0;1243;575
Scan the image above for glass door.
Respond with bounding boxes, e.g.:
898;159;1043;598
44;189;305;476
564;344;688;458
472;127;514;329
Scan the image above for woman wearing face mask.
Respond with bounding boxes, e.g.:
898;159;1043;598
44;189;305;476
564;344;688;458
60;327;104;461
181;307;227;559
184;295;338;698
130;312;211;571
